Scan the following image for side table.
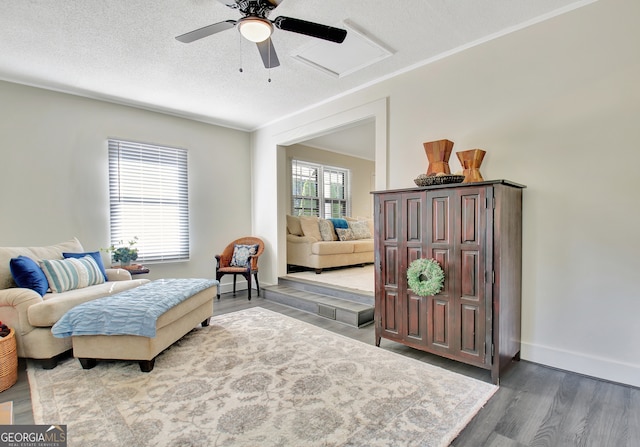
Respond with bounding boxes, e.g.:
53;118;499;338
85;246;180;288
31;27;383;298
114;265;150;276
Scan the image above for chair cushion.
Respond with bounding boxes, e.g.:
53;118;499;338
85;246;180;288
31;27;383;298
311;241;355;255
230;244;259;268
218;266;252;273
9;255;49;296
352;239;374;253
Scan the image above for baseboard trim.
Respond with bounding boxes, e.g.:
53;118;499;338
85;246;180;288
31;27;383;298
521;341;640;388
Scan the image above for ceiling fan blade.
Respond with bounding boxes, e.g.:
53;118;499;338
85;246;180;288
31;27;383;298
175;20;237;43
274;16;347;43
216;0;283;8
256;38;280;68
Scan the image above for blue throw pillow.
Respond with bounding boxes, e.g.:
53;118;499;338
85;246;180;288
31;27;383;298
9;255;49;296
329;218;349;229
63;251;108;281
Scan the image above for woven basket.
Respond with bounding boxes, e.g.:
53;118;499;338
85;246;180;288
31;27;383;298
0;329;18;392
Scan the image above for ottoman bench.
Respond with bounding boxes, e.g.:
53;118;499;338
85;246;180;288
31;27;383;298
52;278;218;372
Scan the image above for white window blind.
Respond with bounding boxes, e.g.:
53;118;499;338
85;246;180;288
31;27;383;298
292;160;320;216
291;159;350;218
323;167;348;218
108;139;190;263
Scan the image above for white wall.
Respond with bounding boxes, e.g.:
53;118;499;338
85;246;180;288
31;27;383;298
253;0;640;387
0;81;252;288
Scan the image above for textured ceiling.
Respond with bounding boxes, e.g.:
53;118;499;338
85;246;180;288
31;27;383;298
0;0;592;131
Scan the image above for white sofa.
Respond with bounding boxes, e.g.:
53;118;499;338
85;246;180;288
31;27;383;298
286;215;374;274
0;238;149;368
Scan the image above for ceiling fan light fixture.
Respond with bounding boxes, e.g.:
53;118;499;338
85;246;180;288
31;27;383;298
239;17;273;42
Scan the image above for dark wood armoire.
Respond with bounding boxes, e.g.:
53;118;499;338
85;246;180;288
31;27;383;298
372;180;525;384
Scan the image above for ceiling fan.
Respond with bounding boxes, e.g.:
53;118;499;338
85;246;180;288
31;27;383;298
175;0;348;69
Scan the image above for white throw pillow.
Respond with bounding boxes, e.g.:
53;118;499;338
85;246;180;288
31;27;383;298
299;216;322;241
349;220;372;239
318;219;338;241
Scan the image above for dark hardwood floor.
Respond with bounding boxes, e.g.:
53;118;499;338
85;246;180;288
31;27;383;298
2;294;638;446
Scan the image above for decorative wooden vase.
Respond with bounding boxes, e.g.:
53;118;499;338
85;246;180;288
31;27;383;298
423;139;454;175
456;149;486;183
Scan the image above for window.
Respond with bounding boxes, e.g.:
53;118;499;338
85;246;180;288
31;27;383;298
108;139;190;263
291;159;350;218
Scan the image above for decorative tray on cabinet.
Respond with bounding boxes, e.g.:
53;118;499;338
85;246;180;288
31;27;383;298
414;174;465;186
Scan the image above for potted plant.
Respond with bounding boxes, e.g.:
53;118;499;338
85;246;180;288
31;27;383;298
103;237;139;267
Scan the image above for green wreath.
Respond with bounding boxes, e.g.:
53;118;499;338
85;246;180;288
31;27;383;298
407;258;445;297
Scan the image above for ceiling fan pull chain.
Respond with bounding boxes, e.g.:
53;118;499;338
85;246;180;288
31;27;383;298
267;38;272;82
238;31;244;73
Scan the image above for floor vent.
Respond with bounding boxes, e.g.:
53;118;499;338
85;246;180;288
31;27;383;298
317;304;337;320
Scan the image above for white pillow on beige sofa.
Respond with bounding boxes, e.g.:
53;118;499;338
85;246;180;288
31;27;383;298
299;216;322;241
318;219;338;241
349;220;372;239
286;215;304;236
356;217;375;236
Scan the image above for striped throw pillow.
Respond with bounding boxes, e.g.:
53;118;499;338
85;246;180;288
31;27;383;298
40;256;105;293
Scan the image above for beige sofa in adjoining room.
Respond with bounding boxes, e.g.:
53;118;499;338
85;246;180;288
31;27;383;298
286;215;374;274
0;237;149;368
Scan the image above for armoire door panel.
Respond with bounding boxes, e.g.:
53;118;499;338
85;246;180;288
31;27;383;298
461;250;479;299
431;196;450;244
406;294;425;342
460;194;479;244
384;246;398;287
431;249;450;294
407;247;422;265
382;291;399;334
460;303;480;355
383;200;399;242
431;298;450;348
406;197;422;242
456;187;486;365
431;249;448;266
425;190;455;353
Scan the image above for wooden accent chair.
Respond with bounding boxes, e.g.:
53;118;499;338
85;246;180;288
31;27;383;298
215;237;264;300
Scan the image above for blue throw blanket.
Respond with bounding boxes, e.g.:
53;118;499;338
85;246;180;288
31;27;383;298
52;278;218;338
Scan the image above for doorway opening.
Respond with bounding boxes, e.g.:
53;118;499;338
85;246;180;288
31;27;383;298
273;98;388;294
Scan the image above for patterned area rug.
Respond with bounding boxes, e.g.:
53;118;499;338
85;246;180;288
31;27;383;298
28;307;497;447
